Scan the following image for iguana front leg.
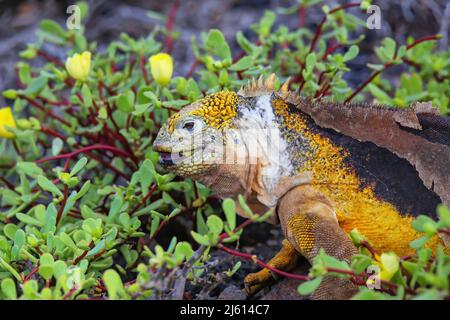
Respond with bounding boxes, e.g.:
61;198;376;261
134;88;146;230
245;185;358;299
244;239;300;296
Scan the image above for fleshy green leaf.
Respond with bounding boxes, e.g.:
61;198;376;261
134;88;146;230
298;276;322;295
37;175;63;197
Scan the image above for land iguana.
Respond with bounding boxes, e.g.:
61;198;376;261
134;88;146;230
152;74;450;299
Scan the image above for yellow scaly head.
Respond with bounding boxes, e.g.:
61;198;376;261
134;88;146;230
152;91;240;177
189;91;239;129
152;74;286;178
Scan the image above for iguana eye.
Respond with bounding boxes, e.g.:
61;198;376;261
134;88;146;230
183;121;195;132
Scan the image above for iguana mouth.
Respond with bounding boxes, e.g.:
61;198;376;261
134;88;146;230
153;144;174;166
157;151;174;166
156;149;190;166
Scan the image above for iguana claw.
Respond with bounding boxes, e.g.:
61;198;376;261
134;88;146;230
244;269;275;296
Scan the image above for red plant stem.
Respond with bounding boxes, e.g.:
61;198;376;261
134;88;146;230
139;55;150;85
101;127;138;171
326;267;356;276
0;177;17;192
36;144;131;163
218;244;311;281
76;92;98;123
70;208;81;215
102;102;137;163
102;120;139;166
219;218;253;240
218;217;311;282
147;220;169;244
164;0;180;53
321;40;343;60
309;2;361;53
297;78;306;93
227;25;261;66
143;196;218;248
185;59;200;78
360;240;377;258
40;126;67;141
98;80;105;101
344;62;392;103
345;34;442;103
438;228;450;236
79;150;129;179
129;184;158;216
401;255;414;261
125;279;136;287
126;114;133;129
232;51;246;64
298;5;306;28
193;181;199;199
92;250;107;261
38;96;72;107
23;266;39;283
315;80;331;98
73;241;94;265
56;186;69;225
128;53;136;78
62;286;79;300
218;220;414;296
406;35;442;50
37;50;64;68
329;268;416;296
145;205;196;245
317;71;326;86
21;96;71;126
96;282;107;292
64;78;75;87
35;144;131;179
98;80;115;98
162;105;181;112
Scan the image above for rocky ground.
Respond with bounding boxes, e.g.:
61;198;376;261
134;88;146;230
0;0;449;300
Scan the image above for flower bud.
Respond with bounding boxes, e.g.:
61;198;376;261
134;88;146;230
65;51;91;82
149;53;173;86
377;252;399;281
0;107;17;139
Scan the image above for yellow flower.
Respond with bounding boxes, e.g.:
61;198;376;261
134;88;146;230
376;252;399;281
149;53;173;86
0;107;17;139
65;51;91;82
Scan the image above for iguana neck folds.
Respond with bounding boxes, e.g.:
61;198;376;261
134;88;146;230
214;94;313;213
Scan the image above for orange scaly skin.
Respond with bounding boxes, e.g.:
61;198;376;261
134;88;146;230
272;98;441;256
153;75;448;299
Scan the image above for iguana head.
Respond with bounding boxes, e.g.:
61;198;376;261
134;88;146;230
152;91;242;178
152;75;300;203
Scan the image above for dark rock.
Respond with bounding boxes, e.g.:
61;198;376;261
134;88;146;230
261;263;311;300
218;285;247;300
